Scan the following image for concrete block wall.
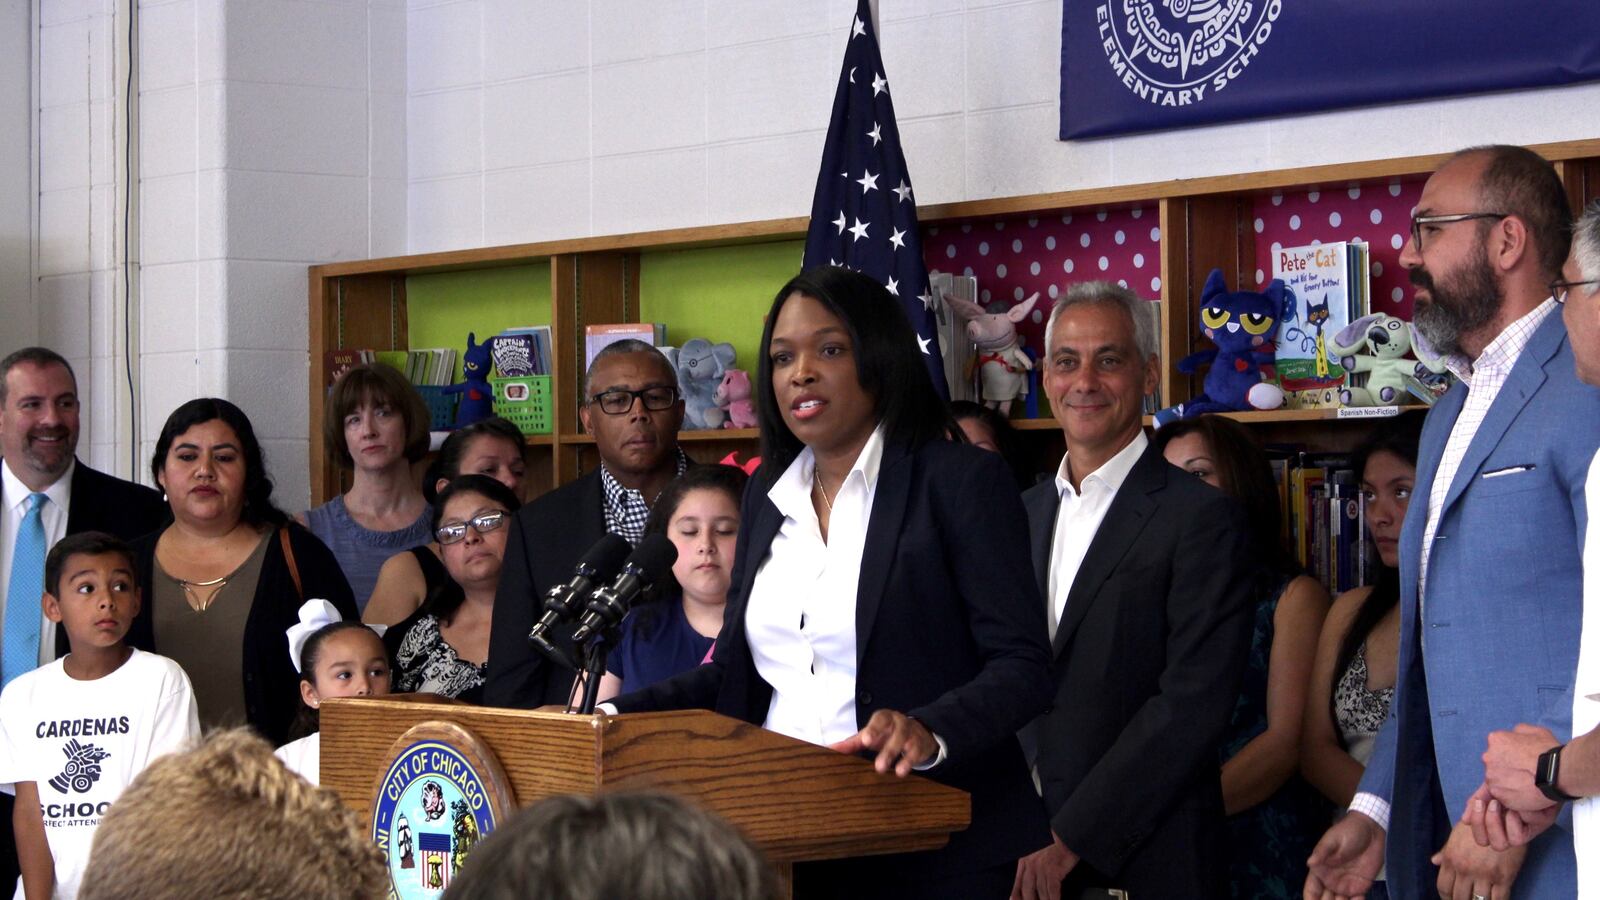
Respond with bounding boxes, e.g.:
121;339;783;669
23;0;1600;505
132;0;405;510
35;0;121;473
0;0;33;384
405;0;1600;254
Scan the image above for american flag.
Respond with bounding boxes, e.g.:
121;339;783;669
803;0;946;397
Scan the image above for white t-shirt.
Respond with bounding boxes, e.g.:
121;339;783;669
0;649;199;900
275;733;320;787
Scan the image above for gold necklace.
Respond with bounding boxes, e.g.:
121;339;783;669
812;470;837;513
174;574;229;612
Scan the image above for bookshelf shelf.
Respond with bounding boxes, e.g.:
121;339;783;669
308;139;1600;504
559;429;758;446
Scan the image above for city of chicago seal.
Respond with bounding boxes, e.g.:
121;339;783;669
369;723;514;900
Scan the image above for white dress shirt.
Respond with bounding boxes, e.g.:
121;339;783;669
0;459;72;667
1572;447;1600;898
746;427;884;747
1047;431;1148;642
1351;299;1555;833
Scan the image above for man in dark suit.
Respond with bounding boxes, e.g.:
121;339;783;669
1013;283;1254;900
484;340;687;709
0;348;168;664
0;346;167;893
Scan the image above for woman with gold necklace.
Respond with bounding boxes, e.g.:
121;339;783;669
127;398;358;744
608;267;1052;899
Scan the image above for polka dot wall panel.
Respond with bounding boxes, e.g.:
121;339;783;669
1251;178;1425;321
923;206;1162;363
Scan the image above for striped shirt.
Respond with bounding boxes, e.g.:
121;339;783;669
1351;297;1556;833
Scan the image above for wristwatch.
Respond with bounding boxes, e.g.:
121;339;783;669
1535;743;1579;803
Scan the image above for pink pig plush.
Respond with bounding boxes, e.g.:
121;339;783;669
714;368;757;429
943;292;1041;415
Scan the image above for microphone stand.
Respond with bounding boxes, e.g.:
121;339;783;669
572;627;618;716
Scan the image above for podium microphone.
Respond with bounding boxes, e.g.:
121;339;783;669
569;535;678;645
528;533;632;665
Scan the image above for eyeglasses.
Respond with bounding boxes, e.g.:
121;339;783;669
588;386;679;416
435;510;507;545
1409;212;1508;253
1550;278;1600;304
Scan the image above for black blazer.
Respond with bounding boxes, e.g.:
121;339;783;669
612;439;1053;879
1022;442;1254;898
29;460;169;658
64;460;170;539
483;470;607;709
126;522;358;746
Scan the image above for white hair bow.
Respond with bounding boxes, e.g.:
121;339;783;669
286;599;343;673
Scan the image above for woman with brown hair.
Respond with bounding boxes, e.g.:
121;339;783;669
302;363;433;611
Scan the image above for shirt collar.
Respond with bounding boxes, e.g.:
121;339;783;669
1442;298;1557;385
599;448;690;506
769;424;888;521
2;457;73;513
1054;430;1148;499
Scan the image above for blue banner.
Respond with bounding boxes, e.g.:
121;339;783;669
1061;0;1600;138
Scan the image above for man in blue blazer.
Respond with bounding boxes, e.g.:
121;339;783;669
1307;146;1600;899
1013;282;1254;899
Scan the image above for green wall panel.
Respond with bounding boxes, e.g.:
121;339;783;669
405;263;552;381
638;240;803;373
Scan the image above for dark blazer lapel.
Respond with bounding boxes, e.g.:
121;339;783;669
1438;315;1561;516
854;442;912;665
732;494;784;622
64;461;86;533
1050;445;1161;659
1023;482;1058;601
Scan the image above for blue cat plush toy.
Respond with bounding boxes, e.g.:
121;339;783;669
1169;269;1286;419
443;332;495;428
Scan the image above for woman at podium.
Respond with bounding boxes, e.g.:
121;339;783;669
608;266;1051;899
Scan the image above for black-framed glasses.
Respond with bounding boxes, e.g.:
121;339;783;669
1409;212;1508;252
1550;278;1600;304
435;510;507;545
588;386;680;416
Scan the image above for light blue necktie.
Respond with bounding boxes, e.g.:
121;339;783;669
4;493;47;686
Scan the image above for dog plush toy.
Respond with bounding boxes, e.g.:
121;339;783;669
1328;313;1448;406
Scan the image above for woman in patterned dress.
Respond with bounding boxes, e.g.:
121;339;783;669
1299;411;1425;900
385;475;520;703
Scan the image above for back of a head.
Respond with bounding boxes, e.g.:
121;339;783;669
444;792;779;900
80;729;385;900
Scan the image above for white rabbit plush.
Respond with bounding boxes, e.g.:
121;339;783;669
1328;313;1448;406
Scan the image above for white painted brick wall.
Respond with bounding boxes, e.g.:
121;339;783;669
404;0;1600;254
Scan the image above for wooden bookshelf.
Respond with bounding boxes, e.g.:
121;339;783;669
307;139;1600;504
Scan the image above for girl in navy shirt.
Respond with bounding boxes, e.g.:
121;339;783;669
596;464;748;700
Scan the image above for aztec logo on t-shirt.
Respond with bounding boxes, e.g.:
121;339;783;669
46;739;110;794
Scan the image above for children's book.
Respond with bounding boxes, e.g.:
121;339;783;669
322;349;372;387
1272;241;1369;393
584;323;664;372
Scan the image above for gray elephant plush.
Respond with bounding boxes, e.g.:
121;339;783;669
663;337;736;429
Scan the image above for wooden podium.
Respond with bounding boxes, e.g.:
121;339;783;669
321;696;970;890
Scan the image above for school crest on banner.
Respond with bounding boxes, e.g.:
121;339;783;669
1063;0;1600;138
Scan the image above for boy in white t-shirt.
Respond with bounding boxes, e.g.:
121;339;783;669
0;532;198;900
